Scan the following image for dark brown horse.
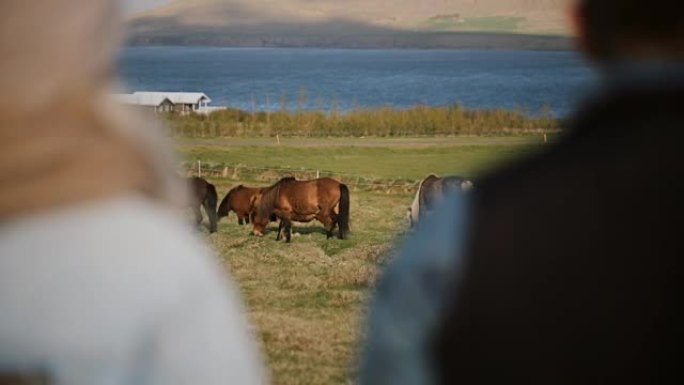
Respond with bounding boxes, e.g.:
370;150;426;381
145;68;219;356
189;176;218;233
217;185;264;225
408;174;473;227
252;177;350;242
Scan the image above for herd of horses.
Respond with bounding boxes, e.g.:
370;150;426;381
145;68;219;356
189;173;472;243
189;176;351;242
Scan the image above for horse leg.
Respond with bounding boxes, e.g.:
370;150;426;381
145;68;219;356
276;221;285;241
283;220;293;243
330;210;340;239
192;204;203;226
238;216;244;226
319;213;336;240
327;220;336;240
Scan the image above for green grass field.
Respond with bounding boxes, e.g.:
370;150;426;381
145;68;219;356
179;137;541;181
187;138;544;385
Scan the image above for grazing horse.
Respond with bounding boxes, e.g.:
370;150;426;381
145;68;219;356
252;177;350;243
408;174;473;228
217;185;264;225
189;176;218;233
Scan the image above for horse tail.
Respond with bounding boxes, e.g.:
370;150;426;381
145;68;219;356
204;182;219;233
338;183;351;240
409;182;422;227
410;175;433;227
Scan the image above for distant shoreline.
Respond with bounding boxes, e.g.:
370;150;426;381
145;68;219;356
126;31;573;51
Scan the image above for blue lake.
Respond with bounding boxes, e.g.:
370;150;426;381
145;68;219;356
118;47;596;116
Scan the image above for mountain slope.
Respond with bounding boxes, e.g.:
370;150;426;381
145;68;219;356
127;0;572;48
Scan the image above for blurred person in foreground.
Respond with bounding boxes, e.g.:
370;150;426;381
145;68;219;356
0;1;264;384
360;0;683;384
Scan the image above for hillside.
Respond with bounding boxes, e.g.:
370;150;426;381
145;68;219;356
127;0;572;49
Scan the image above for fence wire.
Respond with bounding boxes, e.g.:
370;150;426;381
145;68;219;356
182;162;422;192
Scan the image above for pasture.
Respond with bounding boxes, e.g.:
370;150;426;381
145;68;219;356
184;137;544;385
179;136;543;181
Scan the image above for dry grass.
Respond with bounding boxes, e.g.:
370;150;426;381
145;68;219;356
167;104;561;138
205;184;407;385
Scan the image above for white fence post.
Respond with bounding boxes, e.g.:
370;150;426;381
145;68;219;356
198;160;202;178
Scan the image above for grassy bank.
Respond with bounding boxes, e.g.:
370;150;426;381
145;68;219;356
167;104;562;138
184;138;543;385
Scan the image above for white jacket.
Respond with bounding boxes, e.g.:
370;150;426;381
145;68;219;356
0;197;265;385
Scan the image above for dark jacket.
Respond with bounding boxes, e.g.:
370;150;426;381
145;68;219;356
433;78;684;383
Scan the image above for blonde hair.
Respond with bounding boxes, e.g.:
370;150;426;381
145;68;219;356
0;0;187;218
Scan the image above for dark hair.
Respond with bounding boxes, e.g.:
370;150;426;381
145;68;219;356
580;0;684;58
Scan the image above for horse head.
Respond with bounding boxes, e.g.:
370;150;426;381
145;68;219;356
251;183;278;235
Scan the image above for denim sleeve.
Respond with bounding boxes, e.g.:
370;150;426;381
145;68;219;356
359;195;471;385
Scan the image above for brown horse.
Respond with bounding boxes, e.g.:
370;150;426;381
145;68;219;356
252;177;350;242
189;176;218;233
408;174;473;228
217;185;264;225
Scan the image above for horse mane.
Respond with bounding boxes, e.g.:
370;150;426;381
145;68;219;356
221;184;240;202
410;174;439;223
256;177;296;220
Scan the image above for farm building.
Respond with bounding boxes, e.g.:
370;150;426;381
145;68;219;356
112;91;212;114
112;93;175;113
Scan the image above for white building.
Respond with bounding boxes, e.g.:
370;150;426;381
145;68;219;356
112;93;175;113
112;92;212;114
